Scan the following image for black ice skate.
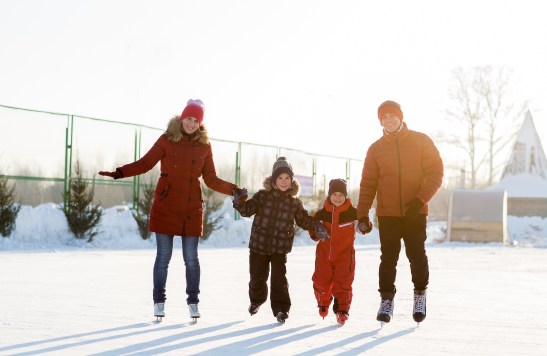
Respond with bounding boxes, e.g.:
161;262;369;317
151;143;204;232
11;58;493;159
413;289;427;325
376;293;394;326
275;311;289;323
249;303;261;316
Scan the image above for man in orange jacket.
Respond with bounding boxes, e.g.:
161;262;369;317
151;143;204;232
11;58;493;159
357;100;443;324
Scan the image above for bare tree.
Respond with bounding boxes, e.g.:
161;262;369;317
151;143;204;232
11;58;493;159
445;66;526;188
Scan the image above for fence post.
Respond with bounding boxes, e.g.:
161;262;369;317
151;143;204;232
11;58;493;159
234;143;242;220
63;115;74;209
346;158;351;183
312;156;317;196
132;128;141;210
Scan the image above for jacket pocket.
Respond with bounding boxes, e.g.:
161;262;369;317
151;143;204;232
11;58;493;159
280;228;295;241
156;178;170;201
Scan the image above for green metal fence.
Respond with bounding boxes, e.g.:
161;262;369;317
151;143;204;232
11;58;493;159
0;104;364;208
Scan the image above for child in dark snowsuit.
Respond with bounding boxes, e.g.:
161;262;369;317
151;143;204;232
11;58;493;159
310;179;357;325
233;157;329;323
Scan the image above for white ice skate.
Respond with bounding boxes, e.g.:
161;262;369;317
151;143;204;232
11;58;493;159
154;303;165;322
188;303;200;321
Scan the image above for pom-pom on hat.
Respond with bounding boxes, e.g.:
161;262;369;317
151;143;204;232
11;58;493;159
328;178;348;197
180;99;205;124
271;157;294;182
377;100;403;122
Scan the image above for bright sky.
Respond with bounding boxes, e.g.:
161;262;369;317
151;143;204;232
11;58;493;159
1;0;547;162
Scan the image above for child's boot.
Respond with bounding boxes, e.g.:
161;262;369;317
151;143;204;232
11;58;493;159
275;311;289;323
318;305;328;319
248;303;261;316
336;311;349;325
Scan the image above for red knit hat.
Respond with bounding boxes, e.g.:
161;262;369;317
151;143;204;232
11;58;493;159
180;99;205;124
377;100;403;122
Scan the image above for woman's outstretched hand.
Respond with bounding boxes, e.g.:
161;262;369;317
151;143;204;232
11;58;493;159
98;170;122;180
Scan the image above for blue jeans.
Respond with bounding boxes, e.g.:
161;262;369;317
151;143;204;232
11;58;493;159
153;233;200;305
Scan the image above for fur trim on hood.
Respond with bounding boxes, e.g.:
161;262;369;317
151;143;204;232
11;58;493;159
263;176;300;197
165;116;209;144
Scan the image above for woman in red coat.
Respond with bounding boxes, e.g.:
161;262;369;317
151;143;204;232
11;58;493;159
99;99;242;321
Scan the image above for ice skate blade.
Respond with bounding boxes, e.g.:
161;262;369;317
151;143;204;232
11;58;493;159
155;316;163;322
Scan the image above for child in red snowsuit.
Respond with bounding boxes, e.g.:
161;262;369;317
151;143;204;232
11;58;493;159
309;179;357;325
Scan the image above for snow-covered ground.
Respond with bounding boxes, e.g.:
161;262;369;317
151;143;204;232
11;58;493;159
1;200;547;355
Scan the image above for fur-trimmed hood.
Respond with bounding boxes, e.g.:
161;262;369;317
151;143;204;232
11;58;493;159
263;176;300;197
165;116;209;144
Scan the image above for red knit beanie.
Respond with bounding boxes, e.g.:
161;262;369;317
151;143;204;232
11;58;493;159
377;100;403;122
180;99;205;124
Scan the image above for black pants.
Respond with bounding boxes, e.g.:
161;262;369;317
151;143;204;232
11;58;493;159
249;250;290;315
378;215;429;294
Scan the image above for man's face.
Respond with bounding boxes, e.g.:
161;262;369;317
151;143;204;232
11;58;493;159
381;112;402;133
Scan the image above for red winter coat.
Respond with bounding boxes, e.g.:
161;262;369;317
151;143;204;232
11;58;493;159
310;197;357;312
117;118;236;237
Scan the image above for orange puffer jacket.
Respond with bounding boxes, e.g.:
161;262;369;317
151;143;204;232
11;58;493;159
312;198;357;261
357;123;443;219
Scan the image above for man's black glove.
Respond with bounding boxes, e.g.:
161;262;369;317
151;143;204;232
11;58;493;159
357;216;373;234
405;197;424;217
314;221;330;240
232;187;248;206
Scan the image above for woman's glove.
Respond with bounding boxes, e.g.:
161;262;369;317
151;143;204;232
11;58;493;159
98;169;123;180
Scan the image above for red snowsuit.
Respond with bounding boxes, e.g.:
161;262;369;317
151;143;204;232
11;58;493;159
310;197;357;313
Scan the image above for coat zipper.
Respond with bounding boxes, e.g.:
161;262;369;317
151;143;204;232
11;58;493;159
396;137;404;215
329;206;335;261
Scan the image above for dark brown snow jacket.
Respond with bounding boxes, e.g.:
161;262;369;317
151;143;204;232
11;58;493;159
234;177;316;255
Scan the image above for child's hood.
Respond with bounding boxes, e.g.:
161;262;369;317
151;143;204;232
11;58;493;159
263;176;300;197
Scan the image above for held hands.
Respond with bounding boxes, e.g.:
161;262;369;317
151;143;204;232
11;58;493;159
314;221;330;240
232;187;248;206
357;216;373;234
405;197;424;217
98;169;122;180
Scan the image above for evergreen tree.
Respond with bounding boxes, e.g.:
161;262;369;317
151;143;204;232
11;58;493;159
132;177;155;239
0;174;21;237
202;187;224;240
62;161;103;242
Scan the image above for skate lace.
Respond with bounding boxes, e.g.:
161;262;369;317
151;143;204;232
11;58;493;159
155;303;165;312
413;293;426;314
379;299;393;315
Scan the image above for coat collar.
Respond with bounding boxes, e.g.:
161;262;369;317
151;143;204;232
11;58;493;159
322;197;353;212
165;116;209;144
